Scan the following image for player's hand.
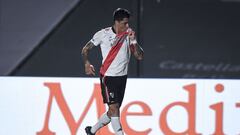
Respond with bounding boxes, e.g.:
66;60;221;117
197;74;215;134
85;63;95;76
128;28;136;41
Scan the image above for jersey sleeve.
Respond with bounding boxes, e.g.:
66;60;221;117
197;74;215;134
90;29;104;46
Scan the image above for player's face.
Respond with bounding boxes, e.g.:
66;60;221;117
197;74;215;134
116;18;129;33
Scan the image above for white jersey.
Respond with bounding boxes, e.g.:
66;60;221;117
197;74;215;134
90;27;131;76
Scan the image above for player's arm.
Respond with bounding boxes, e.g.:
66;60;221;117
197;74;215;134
131;42;144;60
128;30;144;60
81;41;96;76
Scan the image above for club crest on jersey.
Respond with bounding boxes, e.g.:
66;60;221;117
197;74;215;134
109;36;117;47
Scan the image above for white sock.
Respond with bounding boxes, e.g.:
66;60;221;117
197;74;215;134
91;113;111;133
111;117;124;135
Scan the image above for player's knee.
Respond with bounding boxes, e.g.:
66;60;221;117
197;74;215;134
107;104;120;117
108;108;119;116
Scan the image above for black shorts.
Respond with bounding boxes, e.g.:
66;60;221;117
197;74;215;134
100;75;127;106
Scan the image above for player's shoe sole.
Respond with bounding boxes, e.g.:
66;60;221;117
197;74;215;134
85;126;95;135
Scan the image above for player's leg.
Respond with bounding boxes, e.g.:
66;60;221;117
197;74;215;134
108;103;124;135
85;75;126;135
108;75;127;135
85;76;111;135
87;112;111;134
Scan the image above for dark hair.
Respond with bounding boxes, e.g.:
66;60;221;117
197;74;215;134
113;8;130;21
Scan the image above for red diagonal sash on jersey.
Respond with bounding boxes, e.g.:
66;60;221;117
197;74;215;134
100;32;128;76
